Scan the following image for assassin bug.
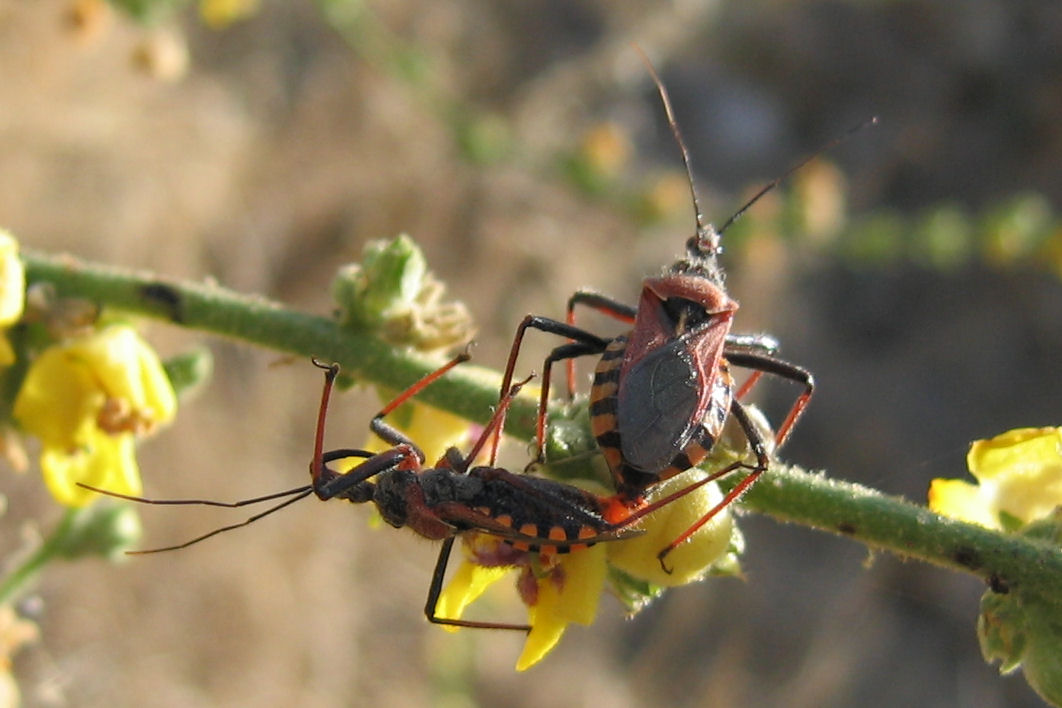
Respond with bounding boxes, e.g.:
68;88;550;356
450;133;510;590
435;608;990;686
499;57;873;567
82;350;652;631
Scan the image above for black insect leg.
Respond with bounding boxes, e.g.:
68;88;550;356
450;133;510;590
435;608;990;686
642;399;772;573
366;348;472;460
531;340;609;463
312;447;410;502
725;352;814;448
423;537;532;632
566;291;637;322
500;315;610;402
724;333;779;356
565;290;636;397
495;315;610;462
724;335;781;399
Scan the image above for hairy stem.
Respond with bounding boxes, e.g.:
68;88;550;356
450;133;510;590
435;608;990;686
21;250;1062;598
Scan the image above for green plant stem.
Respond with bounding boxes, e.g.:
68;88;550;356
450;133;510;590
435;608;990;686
20;250;1062;599
0;507;79;605
739;465;1062;596
21;250;529;431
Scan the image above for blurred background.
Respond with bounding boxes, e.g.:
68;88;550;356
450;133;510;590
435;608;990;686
1;0;1060;705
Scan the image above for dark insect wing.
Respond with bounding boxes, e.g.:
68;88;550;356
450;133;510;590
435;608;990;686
424;468;642;551
617;342;703;472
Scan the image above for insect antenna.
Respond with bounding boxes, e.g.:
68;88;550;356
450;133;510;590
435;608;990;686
76;482;315;554
715;115;879;235
636;46;877;260
635;46;711;249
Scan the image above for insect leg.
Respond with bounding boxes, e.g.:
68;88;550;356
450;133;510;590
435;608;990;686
565;290;636;397
460;372;534;469
424;537;532;632
725;352;814;447
367;348;472;457
495;315;609;463
532;340;609;463
724;333;779;356
654;398;770;571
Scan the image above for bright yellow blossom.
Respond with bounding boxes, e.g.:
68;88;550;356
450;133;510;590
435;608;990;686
929;427;1062;530
434;533;609;671
606;468;737;587
14;326;177;507
0;230;26;366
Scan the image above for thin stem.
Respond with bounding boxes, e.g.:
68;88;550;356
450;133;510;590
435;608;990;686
20;250;1062;599
21;250;539;435
736;464;1062;596
0;508;79;605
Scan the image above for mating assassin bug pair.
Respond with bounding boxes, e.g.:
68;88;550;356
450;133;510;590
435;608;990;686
85;349;678;631
84;57;865;629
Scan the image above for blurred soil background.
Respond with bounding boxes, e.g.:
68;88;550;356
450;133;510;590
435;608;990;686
1;0;1060;706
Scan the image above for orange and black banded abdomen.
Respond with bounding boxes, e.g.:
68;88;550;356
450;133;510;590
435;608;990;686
448;468;627;554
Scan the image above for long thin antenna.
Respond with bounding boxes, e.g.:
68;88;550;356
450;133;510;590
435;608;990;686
716;115;879;235
635;45;878;247
77;482;315;554
635;46;710;242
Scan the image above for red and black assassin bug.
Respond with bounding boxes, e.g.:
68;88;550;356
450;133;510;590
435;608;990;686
499;58;872;567
82;349;649;631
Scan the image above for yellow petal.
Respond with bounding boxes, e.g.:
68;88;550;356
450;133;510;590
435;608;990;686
929;427;1062;530
41;431;141;507
434;556;511;634
14;345;102;448
517;545;608;671
0;229;25;327
971;428;1062;526
69;326;177;428
928;477;999;528
517;609;566;672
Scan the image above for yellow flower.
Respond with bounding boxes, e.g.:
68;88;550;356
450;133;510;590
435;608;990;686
433;470;739;670
14;326;177;507
929;427;1062;530
433;533;609;671
0;229;26;366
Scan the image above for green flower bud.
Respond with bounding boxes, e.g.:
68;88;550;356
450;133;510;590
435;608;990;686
163;346;214;398
979;581;1062;706
54;503;143;561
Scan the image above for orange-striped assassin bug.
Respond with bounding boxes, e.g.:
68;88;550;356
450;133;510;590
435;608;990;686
499;57;873;570
82;349;660;632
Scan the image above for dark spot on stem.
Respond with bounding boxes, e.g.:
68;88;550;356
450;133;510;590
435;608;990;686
836;522;857;535
140;282;184;323
988;574;1010;594
953;546;981;571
